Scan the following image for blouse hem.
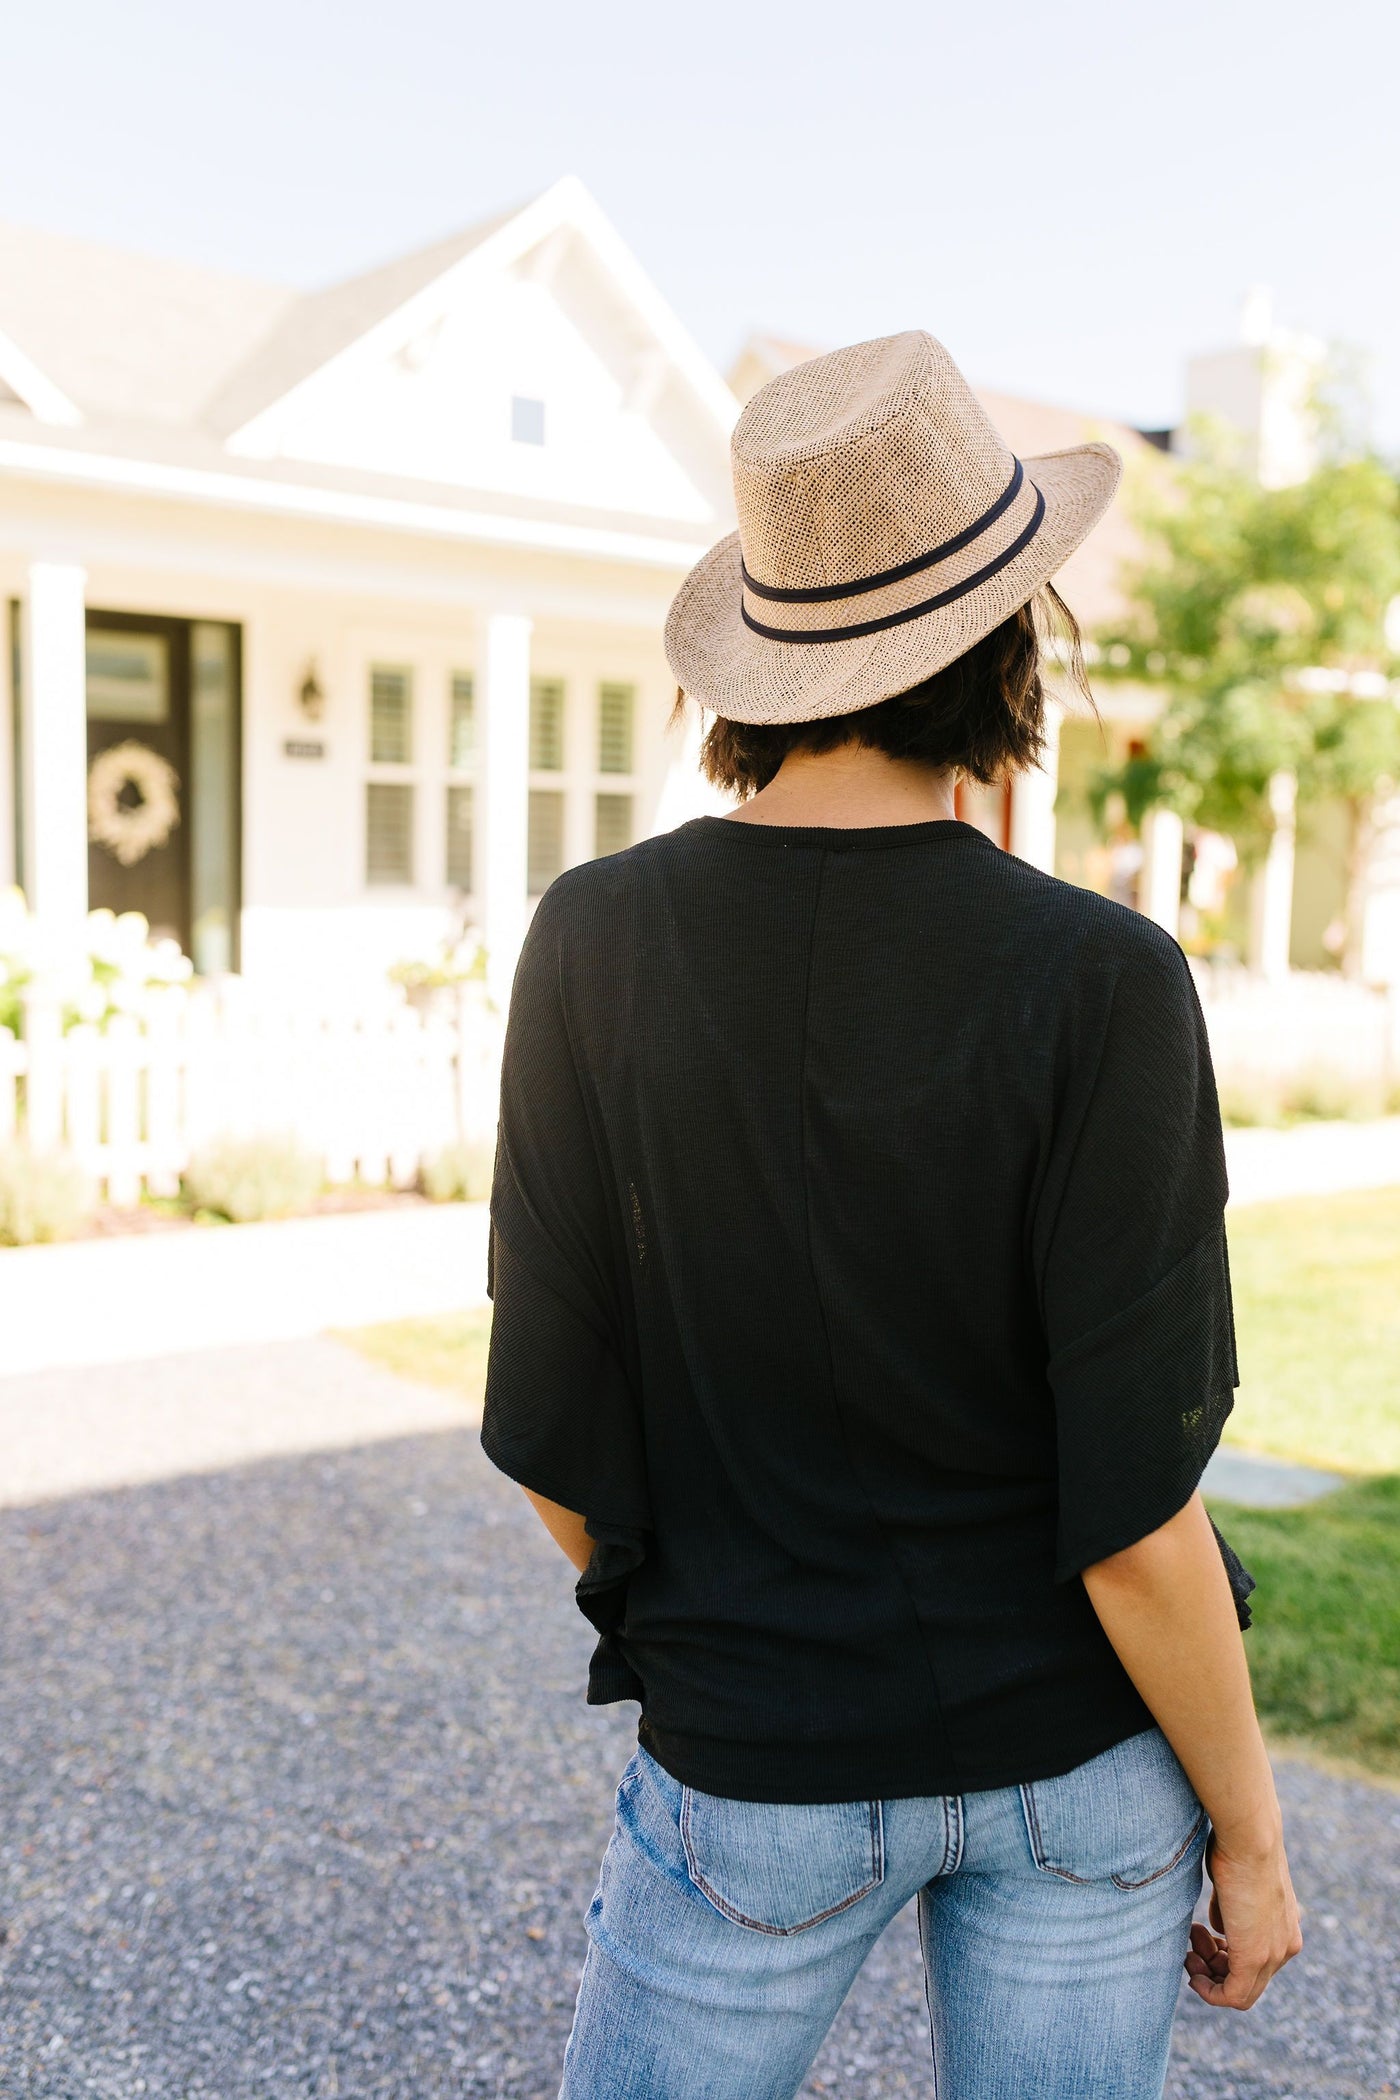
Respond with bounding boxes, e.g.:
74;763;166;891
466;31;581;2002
635;1687;1156;1806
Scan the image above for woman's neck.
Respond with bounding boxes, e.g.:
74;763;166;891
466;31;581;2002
724;743;960;829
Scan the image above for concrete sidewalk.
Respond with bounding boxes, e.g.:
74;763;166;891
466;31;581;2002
1225;1114;1400;1209
0;1334;473;1508
0;1201;491;1377
1;1117;1397;1380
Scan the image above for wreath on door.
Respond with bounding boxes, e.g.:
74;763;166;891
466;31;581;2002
87;741;181;868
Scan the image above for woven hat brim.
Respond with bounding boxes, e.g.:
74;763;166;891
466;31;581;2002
664;441;1121;724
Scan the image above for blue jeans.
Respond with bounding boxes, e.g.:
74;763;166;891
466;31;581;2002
560;1725;1207;2099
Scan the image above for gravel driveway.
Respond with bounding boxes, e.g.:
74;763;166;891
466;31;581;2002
0;1345;1396;2098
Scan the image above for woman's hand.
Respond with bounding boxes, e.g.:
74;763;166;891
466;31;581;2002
1184;1826;1304;2010
1081;1493;1305;2014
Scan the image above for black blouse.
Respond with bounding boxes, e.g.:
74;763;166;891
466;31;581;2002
482;816;1251;1805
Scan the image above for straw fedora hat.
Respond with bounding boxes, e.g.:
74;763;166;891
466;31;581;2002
665;330;1121;724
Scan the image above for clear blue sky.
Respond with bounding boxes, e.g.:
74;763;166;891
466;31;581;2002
6;0;1398;447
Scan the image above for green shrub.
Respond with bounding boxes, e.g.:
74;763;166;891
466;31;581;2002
1219;1066;1390;1127
419;1138;495;1204
182;1134;324;1224
0;1144;95;1245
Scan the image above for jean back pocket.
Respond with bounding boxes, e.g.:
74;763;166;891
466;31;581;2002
680;1786;885;1935
1019;1727;1206;1890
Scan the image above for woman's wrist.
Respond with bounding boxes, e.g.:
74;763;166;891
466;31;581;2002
1207;1803;1284;1862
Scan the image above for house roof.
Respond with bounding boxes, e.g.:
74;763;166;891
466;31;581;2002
0;219;296;426
0;184;740;566
200;206;520;438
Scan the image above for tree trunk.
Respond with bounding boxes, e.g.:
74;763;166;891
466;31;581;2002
1340;792;1375;981
1246;769;1297;981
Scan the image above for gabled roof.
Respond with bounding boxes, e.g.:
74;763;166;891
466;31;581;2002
210;176;738;458
0;219;295;426
0;181;740;561
200;204;519;439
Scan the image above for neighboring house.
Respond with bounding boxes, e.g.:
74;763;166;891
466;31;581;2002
0;178;738;1003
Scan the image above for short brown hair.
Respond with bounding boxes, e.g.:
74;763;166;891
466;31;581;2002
673;583;1090;801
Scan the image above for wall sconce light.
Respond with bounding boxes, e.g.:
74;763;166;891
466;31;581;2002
298;662;325;720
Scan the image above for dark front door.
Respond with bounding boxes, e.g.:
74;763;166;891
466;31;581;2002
86;613;192;952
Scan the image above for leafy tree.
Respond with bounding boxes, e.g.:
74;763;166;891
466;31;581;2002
1093;429;1400;967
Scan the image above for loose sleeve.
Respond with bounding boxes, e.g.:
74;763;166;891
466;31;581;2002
1035;926;1240;1587
480;884;651;1700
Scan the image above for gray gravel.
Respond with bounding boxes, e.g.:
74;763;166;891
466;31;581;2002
1;1409;1396;2098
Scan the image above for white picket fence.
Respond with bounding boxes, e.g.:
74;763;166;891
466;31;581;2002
1190;964;1400;1095
0;981;504;1206
1;968;1396;1209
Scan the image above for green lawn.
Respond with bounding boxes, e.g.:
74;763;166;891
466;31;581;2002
340;1189;1400;1475
1225;1186;1400;1475
1205;1477;1400;1779
338;1307;493;1402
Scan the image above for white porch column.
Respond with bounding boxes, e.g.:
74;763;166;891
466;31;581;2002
1009;702;1061;873
21;562;89;937
478;612;532;1008
1139;808;1184;939
1248;769;1297;982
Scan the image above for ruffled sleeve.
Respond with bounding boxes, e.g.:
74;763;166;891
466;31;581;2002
480;882;651;1701
1034;922;1244;1603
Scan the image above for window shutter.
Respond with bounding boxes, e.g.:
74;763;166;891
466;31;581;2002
528;789;566;895
370;666;413;764
449;673;475;768
594;792;633;859
598;683;635;775
366;782;414;884
529;678;566;771
446;783;474;891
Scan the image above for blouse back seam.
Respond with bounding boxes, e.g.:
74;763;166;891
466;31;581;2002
794;845;955;1759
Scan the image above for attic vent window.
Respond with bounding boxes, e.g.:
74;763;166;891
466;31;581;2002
511;395;546;446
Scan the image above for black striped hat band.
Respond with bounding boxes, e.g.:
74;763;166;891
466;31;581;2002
739;458;1045;646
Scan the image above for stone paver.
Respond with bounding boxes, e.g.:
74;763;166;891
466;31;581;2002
1202;1446;1348;1508
0;1355;1394;2099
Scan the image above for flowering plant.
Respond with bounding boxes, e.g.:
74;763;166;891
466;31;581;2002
388;929;488;996
0;887;192;1035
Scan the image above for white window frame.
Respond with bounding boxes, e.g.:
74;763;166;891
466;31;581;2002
445;668;477;897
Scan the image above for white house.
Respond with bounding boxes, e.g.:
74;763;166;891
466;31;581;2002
0;183;1162;1014
0;178;744;1006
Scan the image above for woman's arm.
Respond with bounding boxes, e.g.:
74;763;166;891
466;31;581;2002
1081;1490;1303;2010
522;1487;594;1573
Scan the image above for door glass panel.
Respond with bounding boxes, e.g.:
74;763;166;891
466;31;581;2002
86;630;170;722
190;623;239;976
